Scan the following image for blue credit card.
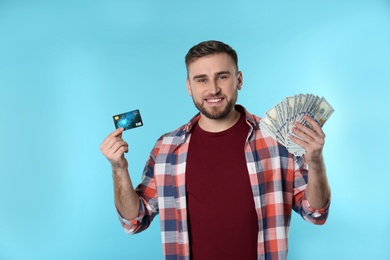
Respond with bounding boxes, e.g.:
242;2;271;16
113;109;143;131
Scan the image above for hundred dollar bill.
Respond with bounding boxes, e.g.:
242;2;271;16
260;93;334;156
312;97;334;126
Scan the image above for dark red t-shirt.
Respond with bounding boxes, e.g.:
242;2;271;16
186;111;258;259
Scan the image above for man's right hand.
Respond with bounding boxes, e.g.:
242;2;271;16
100;128;140;220
100;128;129;171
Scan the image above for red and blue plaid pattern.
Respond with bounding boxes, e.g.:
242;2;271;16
118;105;330;260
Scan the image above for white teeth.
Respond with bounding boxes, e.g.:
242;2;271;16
208;98;221;103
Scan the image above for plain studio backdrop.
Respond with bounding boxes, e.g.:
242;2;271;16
1;0;389;259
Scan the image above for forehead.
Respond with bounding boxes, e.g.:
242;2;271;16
187;53;237;77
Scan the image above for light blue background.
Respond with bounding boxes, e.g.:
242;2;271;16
1;0;389;259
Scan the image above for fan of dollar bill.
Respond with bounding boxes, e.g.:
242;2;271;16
260;93;334;156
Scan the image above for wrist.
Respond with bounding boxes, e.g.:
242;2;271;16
307;162;325;172
305;154;324;170
112;165;129;176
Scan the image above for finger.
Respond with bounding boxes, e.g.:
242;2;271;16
289;134;304;146
100;128;124;150
104;143;129;165
100;135;127;156
290;133;323;157
294;120;325;142
111;140;129;153
109;127;124;138
303;115;325;138
292;123;316;143
292;127;325;154
293;126;325;149
106;139;128;156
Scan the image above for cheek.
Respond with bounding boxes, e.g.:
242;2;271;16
190;90;203;100
187;84;202;97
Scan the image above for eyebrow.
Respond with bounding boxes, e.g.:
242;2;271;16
216;71;231;76
192;71;231;80
192;74;207;80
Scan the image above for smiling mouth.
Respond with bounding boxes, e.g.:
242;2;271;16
205;97;223;103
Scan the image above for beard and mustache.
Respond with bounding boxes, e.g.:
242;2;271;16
191;90;238;120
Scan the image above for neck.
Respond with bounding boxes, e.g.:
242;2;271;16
198;108;241;133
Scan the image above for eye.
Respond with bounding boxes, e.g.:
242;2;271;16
197;78;207;83
218;74;228;80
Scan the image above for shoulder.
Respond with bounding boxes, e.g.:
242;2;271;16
159;125;187;143
236;104;261;126
152;113;200;153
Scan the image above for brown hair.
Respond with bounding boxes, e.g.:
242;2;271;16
185;40;238;72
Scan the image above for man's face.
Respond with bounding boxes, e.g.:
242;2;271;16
186;53;243;120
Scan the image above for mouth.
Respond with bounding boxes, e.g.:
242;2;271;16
205;97;224;104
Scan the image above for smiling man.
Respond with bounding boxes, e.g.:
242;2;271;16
186;52;242;126
100;40;331;260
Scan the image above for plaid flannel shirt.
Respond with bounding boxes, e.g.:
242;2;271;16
118;105;330;260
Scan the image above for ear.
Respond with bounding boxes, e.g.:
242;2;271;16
186;78;193;96
237;71;243;90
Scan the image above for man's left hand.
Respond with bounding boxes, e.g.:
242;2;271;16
289;115;325;167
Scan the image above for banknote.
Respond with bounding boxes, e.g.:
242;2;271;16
260;94;334;156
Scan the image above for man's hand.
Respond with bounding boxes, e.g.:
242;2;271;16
290;115;330;209
100;128;140;219
290;115;325;168
100;128;129;171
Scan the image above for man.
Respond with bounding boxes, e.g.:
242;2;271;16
100;40;331;260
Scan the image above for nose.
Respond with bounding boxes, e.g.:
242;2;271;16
209;80;221;95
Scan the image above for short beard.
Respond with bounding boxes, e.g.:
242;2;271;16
192;91;238;120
